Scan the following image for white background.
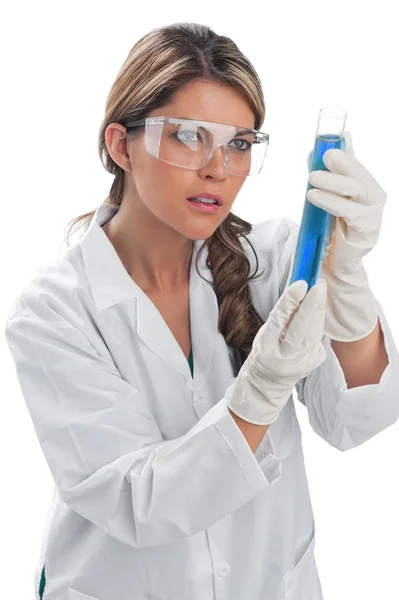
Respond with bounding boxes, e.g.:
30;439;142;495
1;1;398;598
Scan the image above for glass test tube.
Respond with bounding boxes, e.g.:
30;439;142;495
288;107;347;289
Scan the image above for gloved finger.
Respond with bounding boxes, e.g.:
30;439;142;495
306;188;365;221
308;170;369;204
267;280;308;347
307;130;348;172
321;142;385;201
280;279;326;352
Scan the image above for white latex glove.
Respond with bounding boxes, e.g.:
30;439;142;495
306;131;387;341
225;279;328;426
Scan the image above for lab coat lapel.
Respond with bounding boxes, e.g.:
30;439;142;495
135;236;219;383
188;239;219;388
80;201;219;383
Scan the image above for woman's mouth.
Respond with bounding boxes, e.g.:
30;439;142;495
186;198;222;213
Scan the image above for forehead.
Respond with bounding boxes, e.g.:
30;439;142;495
150;80;255;130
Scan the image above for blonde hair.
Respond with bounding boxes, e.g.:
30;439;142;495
65;22;268;366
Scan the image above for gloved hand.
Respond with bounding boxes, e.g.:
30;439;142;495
225;279;328;426
306;131;387;342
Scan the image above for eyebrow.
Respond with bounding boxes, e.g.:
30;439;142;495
235;128;255;135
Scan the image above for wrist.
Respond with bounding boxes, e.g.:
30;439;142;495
321;264;379;342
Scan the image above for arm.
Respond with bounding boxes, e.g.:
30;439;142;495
228;408;270;453
5;305;276;550
331;318;389;389
280;218;399;450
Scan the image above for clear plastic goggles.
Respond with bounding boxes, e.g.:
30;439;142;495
123;116;269;177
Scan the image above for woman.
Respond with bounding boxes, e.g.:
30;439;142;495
5;22;398;600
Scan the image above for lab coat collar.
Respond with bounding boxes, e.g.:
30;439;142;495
79;201;219;384
80;201;141;311
80;200;213;311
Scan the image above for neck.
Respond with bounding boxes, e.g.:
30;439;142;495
102;201;193;293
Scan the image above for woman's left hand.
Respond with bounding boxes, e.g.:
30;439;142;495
305;131;387;342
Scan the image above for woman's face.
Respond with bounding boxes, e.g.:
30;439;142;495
107;80;256;241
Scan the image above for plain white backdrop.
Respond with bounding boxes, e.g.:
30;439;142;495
1;1;398;598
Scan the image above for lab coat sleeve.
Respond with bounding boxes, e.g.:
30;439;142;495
4;300;274;550
279;218;399;452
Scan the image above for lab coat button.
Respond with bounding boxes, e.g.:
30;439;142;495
218;565;230;576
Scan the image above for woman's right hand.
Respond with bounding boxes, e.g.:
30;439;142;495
225;279;328;426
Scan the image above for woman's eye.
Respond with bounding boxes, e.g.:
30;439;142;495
230;138;251;151
173;132;252;150
177;130;199;142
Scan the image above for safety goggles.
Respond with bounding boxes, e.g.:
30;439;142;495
122;116;269;177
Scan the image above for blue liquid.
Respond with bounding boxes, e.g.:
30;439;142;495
289;133;345;289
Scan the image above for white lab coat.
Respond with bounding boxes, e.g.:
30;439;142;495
5;200;399;600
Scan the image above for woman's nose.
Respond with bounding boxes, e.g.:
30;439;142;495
200;144;228;176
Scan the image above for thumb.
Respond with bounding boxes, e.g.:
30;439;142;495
268;280;308;343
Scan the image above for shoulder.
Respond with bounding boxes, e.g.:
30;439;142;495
242;216;299;273
4;243;91;328
249;216;298;248
240;217;300;318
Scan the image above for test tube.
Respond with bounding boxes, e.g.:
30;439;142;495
289;107;347;289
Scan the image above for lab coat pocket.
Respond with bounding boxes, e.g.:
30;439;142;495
66;587;101;600
283;527;322;600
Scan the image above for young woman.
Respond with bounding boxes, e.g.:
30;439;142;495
5;21;397;600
